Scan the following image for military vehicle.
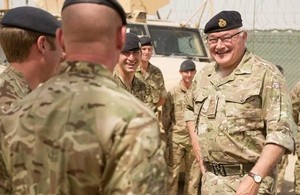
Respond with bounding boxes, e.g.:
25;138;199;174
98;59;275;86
0;0;210;89
119;0;210;89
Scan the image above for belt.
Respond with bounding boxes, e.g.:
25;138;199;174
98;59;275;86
204;162;254;177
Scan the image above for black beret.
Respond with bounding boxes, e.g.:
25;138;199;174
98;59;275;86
204;10;242;34
62;0;126;25
180;59;196;71
1;6;60;37
122;33;141;52
276;64;284;74
140;36;152;46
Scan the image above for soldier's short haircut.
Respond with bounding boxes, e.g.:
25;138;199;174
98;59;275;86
0;27;56;63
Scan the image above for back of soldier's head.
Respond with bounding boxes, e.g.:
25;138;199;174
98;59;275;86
0;6;60;63
61;0;126;43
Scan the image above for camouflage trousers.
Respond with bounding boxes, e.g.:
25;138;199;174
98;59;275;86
201;171;276;195
295;157;300;195
295;135;300;195
276;154;289;194
165;141;201;195
294;129;300;195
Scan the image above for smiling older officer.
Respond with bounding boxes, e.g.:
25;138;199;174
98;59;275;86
185;10;295;195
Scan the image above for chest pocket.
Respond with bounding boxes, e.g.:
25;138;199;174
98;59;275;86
194;92;208;127
225;87;264;134
225;87;261;117
174;94;186;112
194;92;208;113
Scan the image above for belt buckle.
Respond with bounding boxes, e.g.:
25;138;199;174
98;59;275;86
212;162;227;176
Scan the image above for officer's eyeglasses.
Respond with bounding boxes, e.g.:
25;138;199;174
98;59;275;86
206;31;243;45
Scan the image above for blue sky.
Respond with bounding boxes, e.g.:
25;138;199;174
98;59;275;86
1;0;299;30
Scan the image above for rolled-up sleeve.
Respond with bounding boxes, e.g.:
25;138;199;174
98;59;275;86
262;70;295;153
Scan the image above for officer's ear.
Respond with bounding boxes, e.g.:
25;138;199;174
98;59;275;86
36;36;47;54
241;31;247;40
56;28;65;52
117;26;126;50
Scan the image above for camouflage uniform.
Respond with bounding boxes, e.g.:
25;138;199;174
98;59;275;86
185;51;295;195
0;65;31;113
0;64;7;74
113;68;152;107
135;62;167;110
290;81;300;195
0;61;167;194
0;65;31;194
162;81;201;195
276;154;289;194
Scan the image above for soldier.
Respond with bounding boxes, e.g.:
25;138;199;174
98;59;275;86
162;59;201;195
290;81;300;195
0;8;62;192
0;0;166;194
135;35;167;111
0;6;62;113
136;36;168;140
185;11;295;194
113;32;151;105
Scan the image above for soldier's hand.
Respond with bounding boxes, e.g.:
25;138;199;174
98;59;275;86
235;175;259;195
199;161;207;174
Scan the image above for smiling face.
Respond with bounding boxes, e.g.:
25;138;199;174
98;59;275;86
180;69;196;86
206;28;247;70
118;49;141;74
140;45;153;62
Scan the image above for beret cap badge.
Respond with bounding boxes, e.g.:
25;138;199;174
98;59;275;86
204;11;243;34
218;19;227;28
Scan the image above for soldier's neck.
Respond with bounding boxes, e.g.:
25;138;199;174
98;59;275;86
122;73;135;88
139;61;149;71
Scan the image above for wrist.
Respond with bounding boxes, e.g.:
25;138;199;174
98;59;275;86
248;171;263;184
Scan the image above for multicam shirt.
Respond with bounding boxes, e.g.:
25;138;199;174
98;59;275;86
290;81;300;156
113;69;153;109
185;50;295;164
0;65;31;113
135;63;167;108
162;80;191;145
0;61;166;194
291;81;300;195
0;65;30;195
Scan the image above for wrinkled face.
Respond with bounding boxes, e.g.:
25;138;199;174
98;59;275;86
140;45;153;62
118;49;140;73
180;69;196;84
206;29;247;68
